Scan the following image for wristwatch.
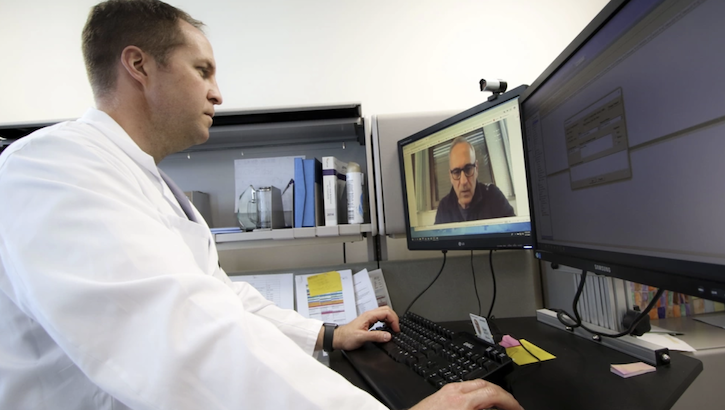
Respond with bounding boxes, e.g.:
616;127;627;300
322;322;338;353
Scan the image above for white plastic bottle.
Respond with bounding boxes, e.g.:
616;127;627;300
346;162;365;224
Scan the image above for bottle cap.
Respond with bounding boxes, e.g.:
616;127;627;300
347;162;361;173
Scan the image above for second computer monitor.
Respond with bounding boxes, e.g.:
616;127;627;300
398;86;533;251
521;0;725;302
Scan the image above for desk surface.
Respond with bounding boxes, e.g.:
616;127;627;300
330;317;703;410
653;314;725;351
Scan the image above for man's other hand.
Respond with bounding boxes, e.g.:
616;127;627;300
410;379;524;410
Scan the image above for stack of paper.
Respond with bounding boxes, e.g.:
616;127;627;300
230;268;393;327
295;270;357;325
230;273;295;310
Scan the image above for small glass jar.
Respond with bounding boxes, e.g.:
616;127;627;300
256;186;272;230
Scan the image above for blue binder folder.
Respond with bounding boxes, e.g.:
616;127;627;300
294;158;322;227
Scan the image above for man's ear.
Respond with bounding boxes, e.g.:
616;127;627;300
120;45;152;87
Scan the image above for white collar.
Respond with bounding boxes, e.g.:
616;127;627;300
78;107;159;176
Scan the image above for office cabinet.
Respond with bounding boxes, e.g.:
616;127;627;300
158;104;378;252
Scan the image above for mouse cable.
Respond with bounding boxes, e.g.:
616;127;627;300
554;269;664;338
487;249;497;319
404;250;447;315
470;250;483;316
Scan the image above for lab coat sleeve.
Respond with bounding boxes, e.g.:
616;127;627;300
0;133;387;410
212;268;323;355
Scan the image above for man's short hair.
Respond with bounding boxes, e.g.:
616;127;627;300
448;136;476;162
82;0;204;98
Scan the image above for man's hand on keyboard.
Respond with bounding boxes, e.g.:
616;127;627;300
410;379;523;410
334;306;401;351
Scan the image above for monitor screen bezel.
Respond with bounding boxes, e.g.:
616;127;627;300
519;0;725;303
397;85;534;251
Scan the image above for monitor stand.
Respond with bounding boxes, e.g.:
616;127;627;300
536;308;671;366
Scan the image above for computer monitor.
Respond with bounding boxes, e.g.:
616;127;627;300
398;86;533;251
521;0;725;302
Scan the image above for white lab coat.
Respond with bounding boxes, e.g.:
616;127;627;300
0;108;387;410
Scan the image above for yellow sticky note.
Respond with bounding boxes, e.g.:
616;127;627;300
307;271;342;297
505;339;556;365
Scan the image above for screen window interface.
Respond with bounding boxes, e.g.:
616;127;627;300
401;98;531;245
523;0;725;267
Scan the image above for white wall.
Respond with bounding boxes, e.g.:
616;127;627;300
0;0;609;124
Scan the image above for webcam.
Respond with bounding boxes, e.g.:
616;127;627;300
480;79;507;101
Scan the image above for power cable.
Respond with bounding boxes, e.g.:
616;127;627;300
404;250;447;315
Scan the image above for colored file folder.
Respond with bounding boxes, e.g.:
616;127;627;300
294;158;322;227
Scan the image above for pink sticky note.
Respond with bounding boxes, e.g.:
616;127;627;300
611;362;656;378
500;335;521;348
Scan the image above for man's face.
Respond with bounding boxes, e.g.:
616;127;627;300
147;20;223;154
449;142;478;209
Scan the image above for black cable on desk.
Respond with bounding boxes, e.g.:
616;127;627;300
554;269;664;338
470;250;482;316
505;336;544;399
487;249;497;319
404;250;447;315
510;335;541;363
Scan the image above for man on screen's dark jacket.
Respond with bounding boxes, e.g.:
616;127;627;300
434;182;515;224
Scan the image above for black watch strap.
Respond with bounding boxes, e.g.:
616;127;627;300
323;322;338;353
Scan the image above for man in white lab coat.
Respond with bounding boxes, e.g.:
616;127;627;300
0;1;522;409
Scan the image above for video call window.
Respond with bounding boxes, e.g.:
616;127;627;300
429;123;515;210
401;97;530;231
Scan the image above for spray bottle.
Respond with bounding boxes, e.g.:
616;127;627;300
346;162;364;224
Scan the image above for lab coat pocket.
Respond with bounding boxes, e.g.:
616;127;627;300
161;214;213;274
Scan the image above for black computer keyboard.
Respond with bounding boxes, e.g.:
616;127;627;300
342;312;514;410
